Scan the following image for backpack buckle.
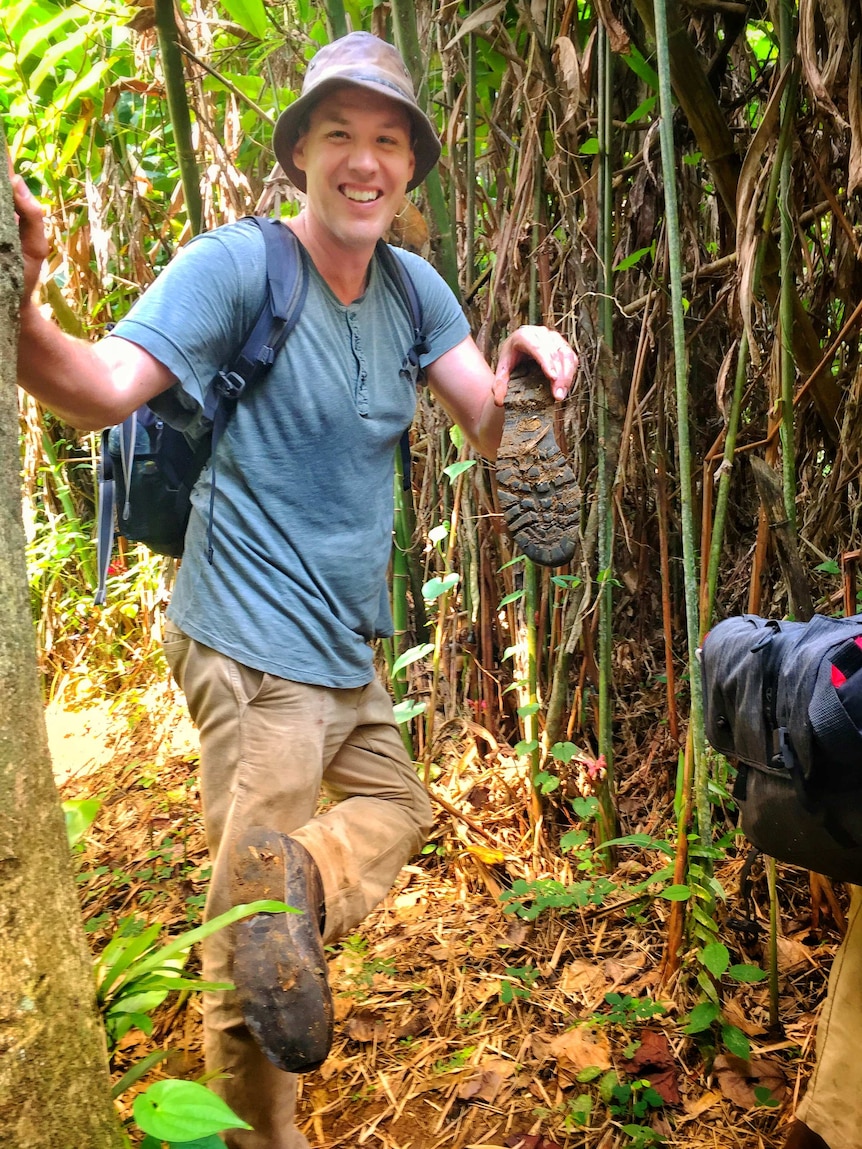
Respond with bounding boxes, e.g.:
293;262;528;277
215;370;247;399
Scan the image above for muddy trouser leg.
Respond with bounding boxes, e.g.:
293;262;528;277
164;622;433;1149
795;886;862;1149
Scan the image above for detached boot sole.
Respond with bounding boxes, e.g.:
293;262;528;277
231;828;333;1074
496;359;579;567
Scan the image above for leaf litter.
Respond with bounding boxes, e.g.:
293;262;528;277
53;681;846;1148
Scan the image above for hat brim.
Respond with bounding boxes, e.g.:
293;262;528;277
272;78;441;193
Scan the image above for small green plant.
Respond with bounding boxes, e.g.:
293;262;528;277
500;964;541;1003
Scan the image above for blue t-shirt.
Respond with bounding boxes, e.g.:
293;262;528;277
112;219;470;687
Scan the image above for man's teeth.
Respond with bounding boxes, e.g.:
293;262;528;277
343;188;379;202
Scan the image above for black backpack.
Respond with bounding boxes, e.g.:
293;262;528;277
95;217;426;603
700;613;862;883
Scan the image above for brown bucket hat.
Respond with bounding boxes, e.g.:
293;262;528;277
273;32;441;193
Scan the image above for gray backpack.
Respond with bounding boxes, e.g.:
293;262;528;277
700;613;862;883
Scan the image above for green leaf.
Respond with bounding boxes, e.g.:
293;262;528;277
219;0;268;39
63;797;101;847
514;739;539;755
683;1000;720;1034
449;425;465;449
550;741;578;763
721;1023;751;1060
576;1065;605;1083
498;589;525;607
579;137;599;155
728;963;768;983
134;1080;252;1139
700;942;730;979
170;1138;226;1149
517;702;540;717
392;699;426;724
443;459;476;482
111;1049;171;1099
621;44;660;90
659;884;690;901
614;245;653;272
391;642;434;676
422;572;459;601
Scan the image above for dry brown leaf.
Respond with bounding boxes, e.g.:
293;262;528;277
501;919;533;948
680;1089;723;1122
558;958;608;1001
345;1009;388;1044
713;1053;787;1110
505;1135;563;1149
549;1025;612;1076
848;38;862;195
722;996;765;1039
457;1057;515;1103
553;36;581;119
602;951;646;986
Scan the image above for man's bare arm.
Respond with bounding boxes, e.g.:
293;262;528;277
425;327;578;460
11;167;174;430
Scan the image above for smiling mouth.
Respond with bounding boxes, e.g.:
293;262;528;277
341;186;382;203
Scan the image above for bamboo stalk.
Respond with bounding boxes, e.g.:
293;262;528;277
652;0;706;843
594;22;617;852
154;0;202;237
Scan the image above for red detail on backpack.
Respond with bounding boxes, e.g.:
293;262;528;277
833;664;848;687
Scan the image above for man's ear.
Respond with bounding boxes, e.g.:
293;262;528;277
292;135;307;174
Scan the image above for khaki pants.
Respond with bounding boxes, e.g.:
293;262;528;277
796;886;862;1148
164;622;433;1149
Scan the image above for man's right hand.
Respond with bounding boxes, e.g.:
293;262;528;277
8;158;49;305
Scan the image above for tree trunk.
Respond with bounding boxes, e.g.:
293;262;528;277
0;135;124;1149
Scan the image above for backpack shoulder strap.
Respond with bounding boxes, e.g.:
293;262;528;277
212;218;308;405
374;241;428;490
206;217;308;561
374;239;428;365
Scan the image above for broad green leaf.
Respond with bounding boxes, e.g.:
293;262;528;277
728;963;768;983
659;884;690;901
391;642;434;676
517;702;540;717
550;741;578;763
63;797;101;847
721;1023;751;1059
683;1000;719;1034
422;572;459;601
621;44;660;90
514;739;539;755
700;942;730;979
133;1080;252;1139
392;699;426;724
579;137;599;155
498;589;525;607
449;424;465;449
18;7;86;61
443;459;476;482
615;245;653;272
219;0;268;39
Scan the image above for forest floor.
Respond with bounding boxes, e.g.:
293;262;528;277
48;678;844;1149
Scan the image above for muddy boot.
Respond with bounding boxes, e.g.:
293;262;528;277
783;1120;831;1149
495;358;579;567
231;828;333;1074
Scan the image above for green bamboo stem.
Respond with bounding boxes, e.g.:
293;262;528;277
652;0;706;841
704;335;749;629
390;0;460;295
524;558;542;827
324;0;347;39
594;23;617;849
423;452;470;781
154;0;202;237
779;2;797;532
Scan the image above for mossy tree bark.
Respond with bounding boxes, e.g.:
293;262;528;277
0;135;123;1149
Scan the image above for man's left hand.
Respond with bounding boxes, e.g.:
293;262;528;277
493;326;578;406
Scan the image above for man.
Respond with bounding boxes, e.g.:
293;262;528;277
12;31;577;1149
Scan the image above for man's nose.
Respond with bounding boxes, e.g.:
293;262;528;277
347;140;378;174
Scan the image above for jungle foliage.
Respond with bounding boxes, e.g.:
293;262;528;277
5;0;862;991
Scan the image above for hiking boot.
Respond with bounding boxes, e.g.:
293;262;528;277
231;828;333;1074
783;1121;831;1149
495;358;580;567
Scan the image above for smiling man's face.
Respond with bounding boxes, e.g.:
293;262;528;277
292;86;416;253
